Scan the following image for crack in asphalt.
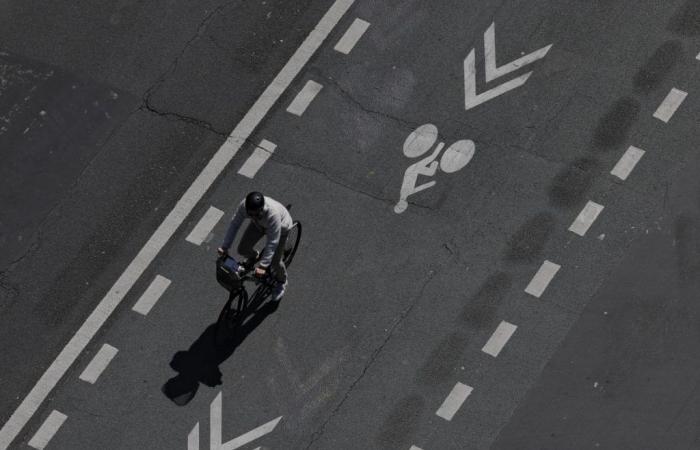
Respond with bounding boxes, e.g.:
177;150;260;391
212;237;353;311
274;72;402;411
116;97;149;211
303;269;439;449
139;102;229;136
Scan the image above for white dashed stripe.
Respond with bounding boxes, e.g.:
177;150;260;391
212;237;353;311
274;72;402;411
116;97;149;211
28;411;66;450
568;201;604;237
436;382;473;421
186;206;224;245
132;275;171;316
409;446;424;450
188;423;199;450
653;88;687;122
611;146;645;181
334;18;370;54
525;260;560;298
238;140;277;179
79;344;118;384
287;80;323;116
482;321;517;357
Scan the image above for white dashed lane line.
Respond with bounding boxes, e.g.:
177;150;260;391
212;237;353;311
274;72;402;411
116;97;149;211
286;80;323;116
611;146;645;181
78;344;118;384
185;206;224;245
334;18;370;54
409;446;424;450
568;201;604;237
188;423;199;450
132;275;171;316
27;411;66;450
653;87;687;123
436;382;473;421
481;321;517;357
238;139;277;179
524;260;561;298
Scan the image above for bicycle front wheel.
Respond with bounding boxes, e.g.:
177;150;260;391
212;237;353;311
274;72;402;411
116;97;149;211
215;289;247;346
283;221;302;267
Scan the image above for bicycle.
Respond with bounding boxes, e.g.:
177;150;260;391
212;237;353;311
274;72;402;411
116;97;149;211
214;215;301;346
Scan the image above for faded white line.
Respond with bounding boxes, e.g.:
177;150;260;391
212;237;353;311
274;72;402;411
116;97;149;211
238;139;277;179
482;321;517;357
611;146;645;181
525;260;561;298
287;80;323;116
27;411;66;450
568;201;604;237
79;343;118;384
186;206;224;245
188;423;199;450
0;2;355;447
653;88;687;122
436;382;473;421
132;275;171;316
334;18;370;54
409;446;424;450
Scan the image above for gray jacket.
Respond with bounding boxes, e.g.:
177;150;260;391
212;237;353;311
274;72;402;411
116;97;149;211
221;196;293;267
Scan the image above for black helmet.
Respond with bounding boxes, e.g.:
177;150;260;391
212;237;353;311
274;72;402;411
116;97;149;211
245;191;265;214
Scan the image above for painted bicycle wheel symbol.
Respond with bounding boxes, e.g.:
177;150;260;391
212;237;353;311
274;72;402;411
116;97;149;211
394;124;475;214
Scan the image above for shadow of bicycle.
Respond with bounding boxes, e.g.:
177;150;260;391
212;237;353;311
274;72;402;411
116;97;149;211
161;299;278;406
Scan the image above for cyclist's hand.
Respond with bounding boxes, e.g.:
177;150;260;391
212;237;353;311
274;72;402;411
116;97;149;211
254;267;267;278
217;247;227;257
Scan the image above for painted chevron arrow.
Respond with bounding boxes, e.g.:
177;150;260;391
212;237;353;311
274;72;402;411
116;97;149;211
465;22;553;111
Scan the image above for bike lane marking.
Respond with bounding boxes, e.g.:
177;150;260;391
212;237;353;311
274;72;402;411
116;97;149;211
78;344;118;385
524;260;561;298
611;146;645;181
287;80;324;116
435;382;473;421
653;87;687;122
568;201;604;237
0;1;356;447
27;411;66;450
481;321;518;358
334;18;370;54
131;274;171;316
186;206;225;245
238;139;277;179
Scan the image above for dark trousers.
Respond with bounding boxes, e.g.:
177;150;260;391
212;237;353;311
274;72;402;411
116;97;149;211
237;223;288;282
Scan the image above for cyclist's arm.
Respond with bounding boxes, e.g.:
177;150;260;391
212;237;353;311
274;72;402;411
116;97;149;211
221;202;246;251
259;216;282;268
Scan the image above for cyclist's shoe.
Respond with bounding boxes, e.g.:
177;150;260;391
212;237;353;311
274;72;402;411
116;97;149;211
271;280;287;302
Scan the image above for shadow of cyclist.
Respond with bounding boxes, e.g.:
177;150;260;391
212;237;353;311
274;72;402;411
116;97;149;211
161;299;279;406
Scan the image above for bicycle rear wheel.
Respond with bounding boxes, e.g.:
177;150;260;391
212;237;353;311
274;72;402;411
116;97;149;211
283;221;302;267
215;289;247;346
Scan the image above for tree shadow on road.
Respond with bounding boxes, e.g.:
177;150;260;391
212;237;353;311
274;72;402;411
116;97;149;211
161;300;278;406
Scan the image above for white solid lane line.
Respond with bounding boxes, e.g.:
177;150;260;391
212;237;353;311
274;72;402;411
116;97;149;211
653;88;687;123
27;411;66;450
132;275;171;316
482;321;517;357
0;2;356;447
568;201;604;237
436;382;473;421
611;146;645;181
186;206;224;245
238;139;277;179
525;260;561;298
334;18;370;54
287;80;323;116
78;344;118;384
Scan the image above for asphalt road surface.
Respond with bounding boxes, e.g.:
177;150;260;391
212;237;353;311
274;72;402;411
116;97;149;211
2;0;700;449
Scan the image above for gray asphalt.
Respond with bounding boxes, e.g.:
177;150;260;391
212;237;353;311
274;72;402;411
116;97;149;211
2;0;700;449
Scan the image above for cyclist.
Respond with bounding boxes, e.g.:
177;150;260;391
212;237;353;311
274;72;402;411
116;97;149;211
217;191;293;302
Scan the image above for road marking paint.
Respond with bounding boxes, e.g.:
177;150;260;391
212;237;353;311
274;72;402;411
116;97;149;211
568;201;604;237
78;344;118;384
409;446;424;450
27;411;66;450
0;1;355;446
436;382;473;421
653;88;687;122
287;80;323;116
186;206;224;245
188;423;199;450
210;392;282;450
334;18;370;54
132;275;171;316
482;321;517;357
611;146;645;181
525;260;560;298
238;139;277;179
697;52;700;61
